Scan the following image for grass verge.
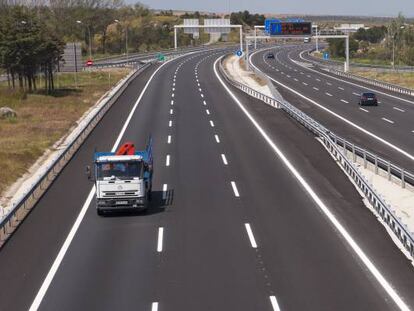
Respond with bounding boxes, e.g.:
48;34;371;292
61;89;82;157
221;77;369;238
351;71;414;89
0;68;130;196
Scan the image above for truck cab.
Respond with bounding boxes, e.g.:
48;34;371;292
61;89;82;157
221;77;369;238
91;140;153;215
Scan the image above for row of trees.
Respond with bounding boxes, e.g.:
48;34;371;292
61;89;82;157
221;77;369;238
0;4;64;92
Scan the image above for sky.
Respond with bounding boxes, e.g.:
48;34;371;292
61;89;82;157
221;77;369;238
134;0;414;17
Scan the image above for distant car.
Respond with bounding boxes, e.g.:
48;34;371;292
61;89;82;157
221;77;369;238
267;52;275;59
304;37;311;43
359;92;378;106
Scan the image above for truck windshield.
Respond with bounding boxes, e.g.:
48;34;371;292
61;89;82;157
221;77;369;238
96;161;143;180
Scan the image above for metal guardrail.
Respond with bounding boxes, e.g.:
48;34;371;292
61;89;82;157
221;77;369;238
218;56;414;259
0;62;152;247
303;50;414;97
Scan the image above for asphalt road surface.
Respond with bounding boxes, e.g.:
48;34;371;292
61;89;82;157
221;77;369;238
251;44;414;171
0;47;414;311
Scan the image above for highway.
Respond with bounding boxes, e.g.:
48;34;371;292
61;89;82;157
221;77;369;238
251;44;414;170
0;47;414;311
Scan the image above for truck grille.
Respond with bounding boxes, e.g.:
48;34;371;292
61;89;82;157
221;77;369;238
103;191;137;197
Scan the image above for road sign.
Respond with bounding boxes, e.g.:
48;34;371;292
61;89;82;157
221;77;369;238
269;22;312;36
86;59;93;66
265;19;281;33
157;53;165;61
205;19;230;34
236;50;243;57
323;52;329;60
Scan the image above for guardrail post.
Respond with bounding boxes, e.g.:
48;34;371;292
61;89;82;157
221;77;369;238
374;156;378;175
363;150;367;169
401;170;406;189
352;144;356;162
387;161;391;181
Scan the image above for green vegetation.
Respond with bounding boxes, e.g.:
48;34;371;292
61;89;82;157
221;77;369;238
323;14;414;67
351;70;414;89
0;68;129;194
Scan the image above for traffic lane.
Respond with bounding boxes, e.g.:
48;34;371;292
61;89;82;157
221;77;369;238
35;51;209;310
253;49;414;167
288;46;414;107
209;56;413;309
0;64;161;311
154;51;272;310
273;45;414;119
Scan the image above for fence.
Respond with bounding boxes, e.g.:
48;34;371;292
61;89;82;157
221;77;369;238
218;56;414;259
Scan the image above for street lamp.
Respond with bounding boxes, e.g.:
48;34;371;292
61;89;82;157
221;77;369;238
76;20;92;60
391;25;405;70
114;19;128;63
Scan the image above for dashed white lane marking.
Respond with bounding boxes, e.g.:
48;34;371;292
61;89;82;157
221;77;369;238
210;120;215;127
382;117;395;124
162;184;168;200
316;78;321;81
171;100;174;105
300;72;304;74
287;75;291;78
166;155;170;166
201;93;204;98
172;87;175;91
294;78;298;81
170;109;173;115
173;82;175;87
221;154;228;165
172;93;175;98
244;223;257;248
169;120;172;127
197;83;200;87
152;302;159;311
206;109;210;115
216;56;411;311
214;134;220;143
231;181;240;198
340;99;349;103
199;88;202;92
338;86;344;90
157;228;164;252
393;107;405;112
353;92;360;96
270;296;281;311
302;82;308;86
313;87;319;91
359;107;369;112
326;82;332;86
167;135;171;144
325;92;333;97
203;100;207;106
307;75;311;78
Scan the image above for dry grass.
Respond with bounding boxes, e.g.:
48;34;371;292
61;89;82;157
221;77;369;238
351;71;414;89
0;68;130;195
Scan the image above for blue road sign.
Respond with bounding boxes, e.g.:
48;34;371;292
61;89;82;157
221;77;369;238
323;52;329;60
265;19;281;33
236;50;243;57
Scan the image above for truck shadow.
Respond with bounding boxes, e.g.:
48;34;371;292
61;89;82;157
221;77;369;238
101;190;174;217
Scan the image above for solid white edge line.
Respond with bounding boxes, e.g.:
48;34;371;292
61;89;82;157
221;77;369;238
221;154;228;165
157;227;164;252
250;50;414;162
231;181;240;197
166;154;170;166
270;296;281;311
214;55;410;311
244;223;257;248
29;54;182;311
151;302;159;311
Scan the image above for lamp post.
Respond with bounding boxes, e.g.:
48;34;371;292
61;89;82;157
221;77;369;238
391;25;405;70
114;19;128;64
76;20;92;60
